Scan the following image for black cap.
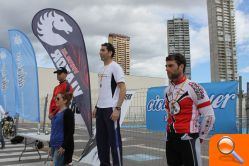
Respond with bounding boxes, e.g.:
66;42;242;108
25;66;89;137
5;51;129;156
53;67;68;74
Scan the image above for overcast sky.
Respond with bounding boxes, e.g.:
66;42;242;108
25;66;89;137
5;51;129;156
0;0;249;88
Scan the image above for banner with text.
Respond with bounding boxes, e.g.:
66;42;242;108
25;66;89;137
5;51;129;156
32;8;92;135
0;48;16;116
146;81;238;133
9;30;40;122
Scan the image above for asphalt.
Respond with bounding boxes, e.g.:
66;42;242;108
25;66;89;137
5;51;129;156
0;123;209;166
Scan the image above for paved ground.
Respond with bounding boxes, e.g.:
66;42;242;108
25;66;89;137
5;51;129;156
0;123;209;165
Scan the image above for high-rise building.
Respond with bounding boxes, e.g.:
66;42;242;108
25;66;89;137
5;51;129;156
207;0;238;81
108;33;130;75
167;17;191;79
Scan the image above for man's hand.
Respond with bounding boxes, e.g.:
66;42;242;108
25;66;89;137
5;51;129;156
200;138;204;144
110;109;120;121
92;107;97;118
58;147;65;156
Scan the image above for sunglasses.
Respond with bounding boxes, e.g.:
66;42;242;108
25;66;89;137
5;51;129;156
56;97;62;101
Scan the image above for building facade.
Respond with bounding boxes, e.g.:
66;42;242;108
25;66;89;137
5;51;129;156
207;0;238;81
108;33;130;75
167;17;191;79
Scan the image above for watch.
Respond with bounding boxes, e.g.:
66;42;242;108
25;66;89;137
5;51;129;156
115;107;121;111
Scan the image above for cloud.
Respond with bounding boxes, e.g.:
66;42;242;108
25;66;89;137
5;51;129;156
190;26;210;67
131;56;166;78
1;0;245;80
240;66;249;73
234;0;244;7
235;10;249;45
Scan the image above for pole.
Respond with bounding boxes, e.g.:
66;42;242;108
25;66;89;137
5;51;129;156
239;76;243;134
42;94;48;133
246;83;249;133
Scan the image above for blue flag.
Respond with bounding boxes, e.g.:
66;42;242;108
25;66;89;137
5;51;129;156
0;48;16;116
201;81;238;134
9;29;40;122
146;81;238;134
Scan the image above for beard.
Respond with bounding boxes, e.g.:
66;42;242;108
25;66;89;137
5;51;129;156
168;71;180;80
100;56;105;61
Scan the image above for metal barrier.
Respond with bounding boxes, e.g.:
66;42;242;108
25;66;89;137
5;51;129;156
15;83;248;165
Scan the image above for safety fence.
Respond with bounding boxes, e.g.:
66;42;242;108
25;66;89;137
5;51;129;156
15;86;248;166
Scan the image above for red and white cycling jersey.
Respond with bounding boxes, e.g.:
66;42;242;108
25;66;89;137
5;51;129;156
165;76;215;139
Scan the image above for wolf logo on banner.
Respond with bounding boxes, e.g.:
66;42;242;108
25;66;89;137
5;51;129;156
37;11;73;46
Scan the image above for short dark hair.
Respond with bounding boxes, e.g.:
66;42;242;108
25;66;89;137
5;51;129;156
101;43;115;57
166;53;186;73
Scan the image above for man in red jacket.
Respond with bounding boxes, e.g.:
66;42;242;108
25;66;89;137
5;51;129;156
49;67;73;119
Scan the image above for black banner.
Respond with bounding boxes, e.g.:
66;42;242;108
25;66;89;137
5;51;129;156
32;8;92;136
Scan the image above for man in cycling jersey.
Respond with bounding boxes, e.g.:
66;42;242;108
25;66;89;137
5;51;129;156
165;53;215;166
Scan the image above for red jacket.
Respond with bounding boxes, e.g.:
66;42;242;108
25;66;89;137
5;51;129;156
49;81;73;117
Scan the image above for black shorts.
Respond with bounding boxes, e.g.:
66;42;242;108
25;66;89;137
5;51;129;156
166;133;202;166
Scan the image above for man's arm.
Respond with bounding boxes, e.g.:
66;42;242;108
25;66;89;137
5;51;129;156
199;106;215;140
116;82;126;107
110;63;126;121
110;82;126;121
189;82;215;141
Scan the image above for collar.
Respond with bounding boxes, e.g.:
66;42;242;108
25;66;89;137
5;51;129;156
171;75;187;85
